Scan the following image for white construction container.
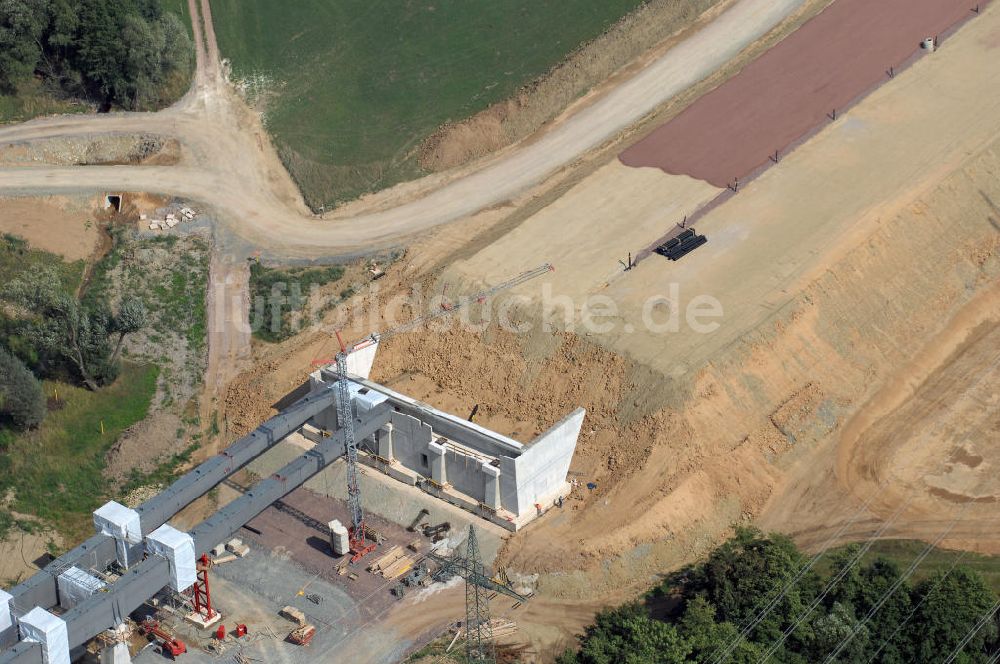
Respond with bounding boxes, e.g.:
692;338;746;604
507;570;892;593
93;501;143;569
19;608;70;664
146;525;196;592
329;520;349;556
57;567;106;610
0;588;12;632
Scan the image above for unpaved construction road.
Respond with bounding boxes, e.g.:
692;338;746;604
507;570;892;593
0;0;807;257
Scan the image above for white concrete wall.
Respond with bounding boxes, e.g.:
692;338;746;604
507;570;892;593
387;411;434;473
508;408;585;516
304;371;583;520
443;449;490;503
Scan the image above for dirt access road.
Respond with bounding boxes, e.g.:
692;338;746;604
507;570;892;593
0;0;808;257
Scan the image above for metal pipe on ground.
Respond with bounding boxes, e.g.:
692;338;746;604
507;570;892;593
0;404;390;664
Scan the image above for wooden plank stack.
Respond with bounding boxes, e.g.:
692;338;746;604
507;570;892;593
366;545;414;579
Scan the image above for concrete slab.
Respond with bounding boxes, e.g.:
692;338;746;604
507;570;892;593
247;440;506;565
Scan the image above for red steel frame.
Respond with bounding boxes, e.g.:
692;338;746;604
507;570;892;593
191;553;216;619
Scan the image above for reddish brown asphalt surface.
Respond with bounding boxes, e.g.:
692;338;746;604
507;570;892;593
619;0;977;188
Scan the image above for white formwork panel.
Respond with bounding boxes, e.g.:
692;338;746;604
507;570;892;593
57;566;106;610
345;337;379;379
354;388;388;418
0;588;12;632
19;607;70;664
146;524;196;592
94;501;142;568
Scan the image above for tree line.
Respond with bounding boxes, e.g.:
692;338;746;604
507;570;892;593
559;529;1000;664
0;0;192;110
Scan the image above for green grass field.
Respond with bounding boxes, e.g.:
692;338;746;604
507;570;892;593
159;0;194;38
209;0;646;209
0;363;159;540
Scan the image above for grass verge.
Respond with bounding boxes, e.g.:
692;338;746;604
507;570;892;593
249;262;345;342
159;0;195;39
209;0;646;209
0;233;85;293
0;79;90;125
0;363;159;540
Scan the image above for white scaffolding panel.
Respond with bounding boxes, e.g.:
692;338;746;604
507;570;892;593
19;607;70;664
146;525;196;592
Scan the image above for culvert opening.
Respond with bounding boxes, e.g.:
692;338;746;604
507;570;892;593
105;195;122;212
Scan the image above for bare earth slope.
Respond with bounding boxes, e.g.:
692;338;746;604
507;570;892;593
441;1;1000;600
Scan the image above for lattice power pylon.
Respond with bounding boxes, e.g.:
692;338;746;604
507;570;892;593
464;526;495;664
429;526;534;664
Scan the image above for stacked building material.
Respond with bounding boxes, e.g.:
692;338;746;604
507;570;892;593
367;546;404;574
654;228;708;261
328;520;349;556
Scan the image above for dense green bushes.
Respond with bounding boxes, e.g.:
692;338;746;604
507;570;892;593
249;261;345;343
559;529;1000;664
0;0;192;110
0;347;45;430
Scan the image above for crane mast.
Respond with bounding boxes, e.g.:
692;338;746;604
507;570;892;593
334;332;376;562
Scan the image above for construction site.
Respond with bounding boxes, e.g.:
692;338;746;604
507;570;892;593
2;0;1000;661
0;300;568;663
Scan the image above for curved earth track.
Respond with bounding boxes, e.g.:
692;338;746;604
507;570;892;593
0;0;807;257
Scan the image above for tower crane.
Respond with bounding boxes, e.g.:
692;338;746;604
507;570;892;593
328;263;554;563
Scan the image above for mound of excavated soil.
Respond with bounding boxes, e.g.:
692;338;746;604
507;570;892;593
0;134;181;167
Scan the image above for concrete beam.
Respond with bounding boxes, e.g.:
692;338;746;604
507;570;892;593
3;388;336;618
0;391;379;664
